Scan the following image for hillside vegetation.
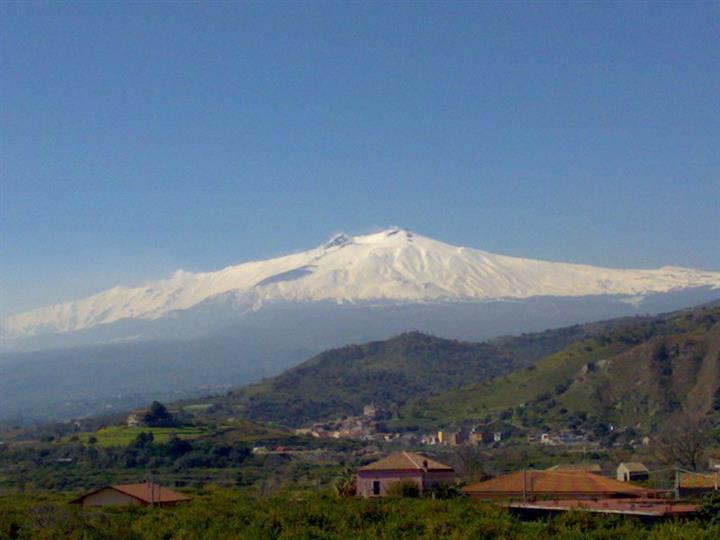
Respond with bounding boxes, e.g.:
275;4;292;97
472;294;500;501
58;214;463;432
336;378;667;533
190;333;513;427
183;312;682;428
397;303;720;433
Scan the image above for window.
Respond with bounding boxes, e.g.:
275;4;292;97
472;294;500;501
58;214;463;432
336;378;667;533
372;480;381;496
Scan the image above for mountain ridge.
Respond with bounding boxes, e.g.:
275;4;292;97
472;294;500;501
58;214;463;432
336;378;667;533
4;227;720;341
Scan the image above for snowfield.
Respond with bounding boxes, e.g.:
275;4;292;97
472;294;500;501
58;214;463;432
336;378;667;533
3;228;720;338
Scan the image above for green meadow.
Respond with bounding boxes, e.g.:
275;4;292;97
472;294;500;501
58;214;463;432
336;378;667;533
71;426;209;447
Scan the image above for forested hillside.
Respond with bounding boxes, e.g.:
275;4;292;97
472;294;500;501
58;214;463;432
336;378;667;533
182;307;708;428
397;303;720;434
189;333;512;427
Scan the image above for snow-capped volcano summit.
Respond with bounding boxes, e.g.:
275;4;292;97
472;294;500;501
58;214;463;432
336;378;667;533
3;227;720;341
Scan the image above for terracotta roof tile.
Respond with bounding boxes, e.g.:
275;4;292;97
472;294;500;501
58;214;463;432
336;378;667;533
546;463;602;473
359;451;453;471
113;483;189;504
618;462;649;473
71;482;190;505
463;470;646;497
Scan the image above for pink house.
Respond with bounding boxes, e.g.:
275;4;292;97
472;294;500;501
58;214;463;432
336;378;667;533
356;451;455;497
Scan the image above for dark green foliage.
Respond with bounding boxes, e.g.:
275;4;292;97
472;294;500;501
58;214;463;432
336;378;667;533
0;433;253;491
333;467;355;498
206;332;523;427
698;492;720;525
386;480;420;498
142;402;178;428
1;490;719;539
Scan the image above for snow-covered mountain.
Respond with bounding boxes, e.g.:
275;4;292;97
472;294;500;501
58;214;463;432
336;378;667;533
4;227;720;340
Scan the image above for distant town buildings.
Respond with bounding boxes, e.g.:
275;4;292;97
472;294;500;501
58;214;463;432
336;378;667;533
538;431;589;446
363;403;378;419
126;408;148;427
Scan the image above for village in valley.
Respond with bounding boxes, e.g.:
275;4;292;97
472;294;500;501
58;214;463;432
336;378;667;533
4;395;718;525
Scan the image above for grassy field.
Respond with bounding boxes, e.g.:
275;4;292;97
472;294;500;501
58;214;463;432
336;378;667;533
72;425;209;447
68;419;292;448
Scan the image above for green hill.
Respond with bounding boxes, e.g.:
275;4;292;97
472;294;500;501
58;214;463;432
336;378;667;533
396;303;720;434
179;301;720;433
187;325;616;428
181;312;673;428
188;333;513;427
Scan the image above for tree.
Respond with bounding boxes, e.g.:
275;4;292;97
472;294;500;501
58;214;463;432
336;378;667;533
653;415;712;471
698;492;720;525
334;467;356;498
143;401;178;428
452;446;490;483
129;431;155;449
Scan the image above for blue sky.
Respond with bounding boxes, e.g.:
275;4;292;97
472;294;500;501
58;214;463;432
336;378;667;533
1;1;718;315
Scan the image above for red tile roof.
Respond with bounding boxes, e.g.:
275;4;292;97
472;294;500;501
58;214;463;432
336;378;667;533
71;482;190;505
618;462;649;473
464;470;646;498
359;451;453;471
546;463;602;473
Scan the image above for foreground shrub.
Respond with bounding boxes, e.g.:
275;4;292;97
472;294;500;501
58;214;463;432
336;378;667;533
1;489;720;539
385;480;420;498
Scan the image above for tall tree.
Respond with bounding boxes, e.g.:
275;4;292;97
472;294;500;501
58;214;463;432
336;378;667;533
653;415;712;471
143;401;178;428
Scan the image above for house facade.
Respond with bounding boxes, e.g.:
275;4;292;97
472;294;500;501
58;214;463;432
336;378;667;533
126;408;148;427
356;451;454;497
617;462;649;482
678;470;719;497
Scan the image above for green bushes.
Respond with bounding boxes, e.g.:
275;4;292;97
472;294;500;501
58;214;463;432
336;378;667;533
1;489;719;539
385;480;420;498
